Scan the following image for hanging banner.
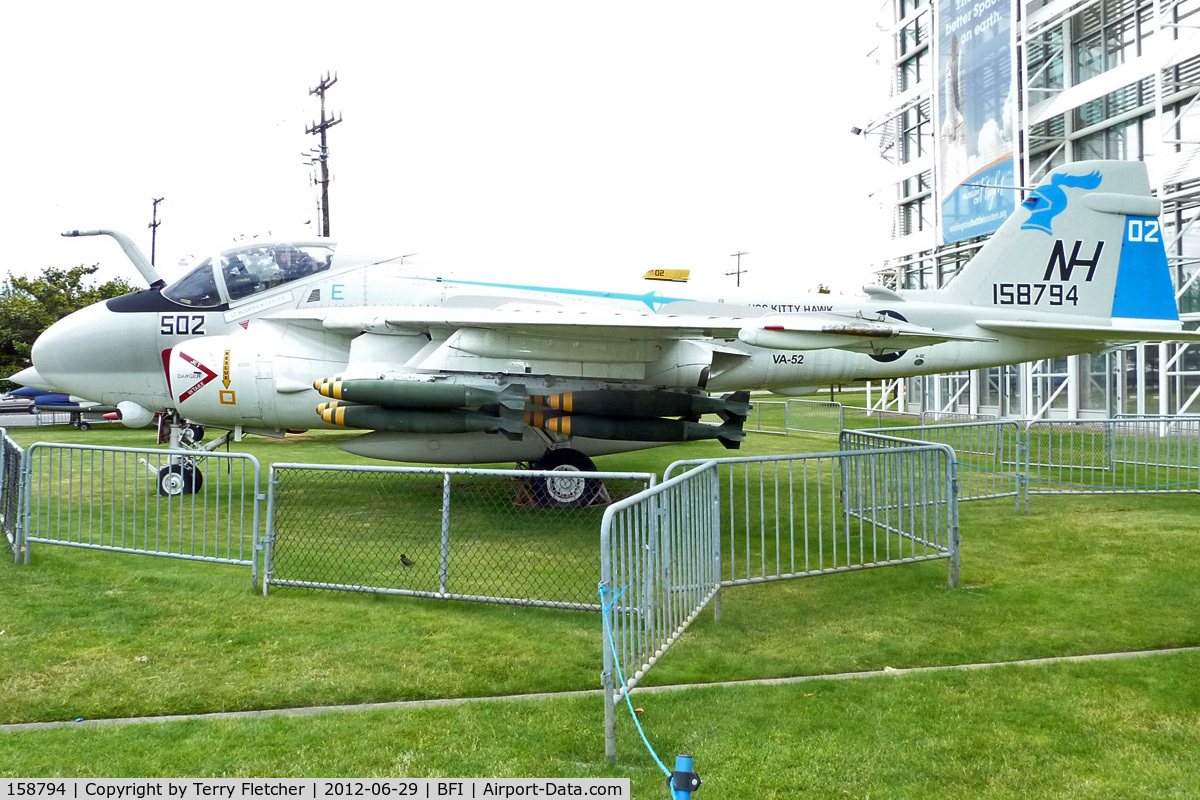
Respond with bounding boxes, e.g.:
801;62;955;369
936;0;1016;243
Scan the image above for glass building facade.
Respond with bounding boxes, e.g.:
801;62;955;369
863;0;1200;419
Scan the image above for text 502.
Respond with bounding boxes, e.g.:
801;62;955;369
992;283;1078;306
159;314;206;336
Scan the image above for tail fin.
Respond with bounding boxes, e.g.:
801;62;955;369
716;419;745;450
717;390;752;421
939;160;1183;332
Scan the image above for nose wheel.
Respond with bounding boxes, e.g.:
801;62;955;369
146;412;229;497
157;463;203;496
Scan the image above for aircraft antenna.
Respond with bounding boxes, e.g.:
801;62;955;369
306;72;343;237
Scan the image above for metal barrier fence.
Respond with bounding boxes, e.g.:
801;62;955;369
1;430;22;560
664;447;961;589
840;421;1024;508
746;399;789;435
842;404;920;429
20;444;262;582
263;463;655;609
841;417;1200;503
600;461;721;763
1025;417;1200;495
920;410;1000;425
783;399;846;435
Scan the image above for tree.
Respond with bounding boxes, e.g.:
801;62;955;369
0;265;136;390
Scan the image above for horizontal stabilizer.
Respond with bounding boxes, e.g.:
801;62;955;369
976;319;1200;343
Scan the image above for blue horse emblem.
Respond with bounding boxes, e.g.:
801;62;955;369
1021;170;1102;235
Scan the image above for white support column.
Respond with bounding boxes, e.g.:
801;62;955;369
1159;342;1170;415
1023;362;1035;418
1136;345;1147;415
1067;354;1080;417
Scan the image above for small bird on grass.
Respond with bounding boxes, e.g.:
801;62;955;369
400;553;416;567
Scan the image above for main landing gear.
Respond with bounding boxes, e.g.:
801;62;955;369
526;448;603;508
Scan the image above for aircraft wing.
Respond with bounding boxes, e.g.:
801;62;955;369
270;305;991;352
976;319;1200;343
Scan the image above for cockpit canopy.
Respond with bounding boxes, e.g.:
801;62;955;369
162;242;335;307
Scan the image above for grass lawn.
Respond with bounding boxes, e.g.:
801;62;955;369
1;422;1198;797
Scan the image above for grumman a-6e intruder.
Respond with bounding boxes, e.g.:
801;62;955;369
15;160;1200;503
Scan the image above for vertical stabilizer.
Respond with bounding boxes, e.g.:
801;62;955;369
939;160;1179;327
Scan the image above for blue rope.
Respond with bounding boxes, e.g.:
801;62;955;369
599;582;673;781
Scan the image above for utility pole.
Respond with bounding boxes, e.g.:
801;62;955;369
306;72;342;237
149;197;164;266
726;251;748;287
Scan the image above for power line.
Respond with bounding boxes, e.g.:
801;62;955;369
306;72;342;237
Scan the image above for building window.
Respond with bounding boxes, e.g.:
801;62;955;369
1076;115;1145;160
899;100;931;162
1072;0;1154;84
900;197;925;236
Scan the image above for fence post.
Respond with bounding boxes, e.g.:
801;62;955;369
20;445;31;565
262;467;277;597
1020;424;1030;513
600;516;617;765
945;447;961;588
645;494;660;648
440;473;451;596
711;467;721;623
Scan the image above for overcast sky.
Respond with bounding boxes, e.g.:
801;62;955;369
4;1;891;294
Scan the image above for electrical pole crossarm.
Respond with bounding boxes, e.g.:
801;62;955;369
307;71;340;237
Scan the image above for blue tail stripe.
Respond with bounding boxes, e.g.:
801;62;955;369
1111;216;1179;321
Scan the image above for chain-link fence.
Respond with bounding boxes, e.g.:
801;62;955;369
264;463;655;609
21;444;262;580
665;446;961;589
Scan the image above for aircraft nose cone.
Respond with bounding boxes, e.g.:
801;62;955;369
32;300;156;403
7;366;52;391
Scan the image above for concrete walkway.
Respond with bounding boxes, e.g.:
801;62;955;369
4;645;1197;733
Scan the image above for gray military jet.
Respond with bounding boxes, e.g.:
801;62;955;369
15;160;1200;501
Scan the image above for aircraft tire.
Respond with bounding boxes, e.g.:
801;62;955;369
529;449;600;508
158;464;203;497
77;421;91;431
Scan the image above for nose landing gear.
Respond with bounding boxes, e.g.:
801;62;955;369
145;412;230;496
157;462;203;496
